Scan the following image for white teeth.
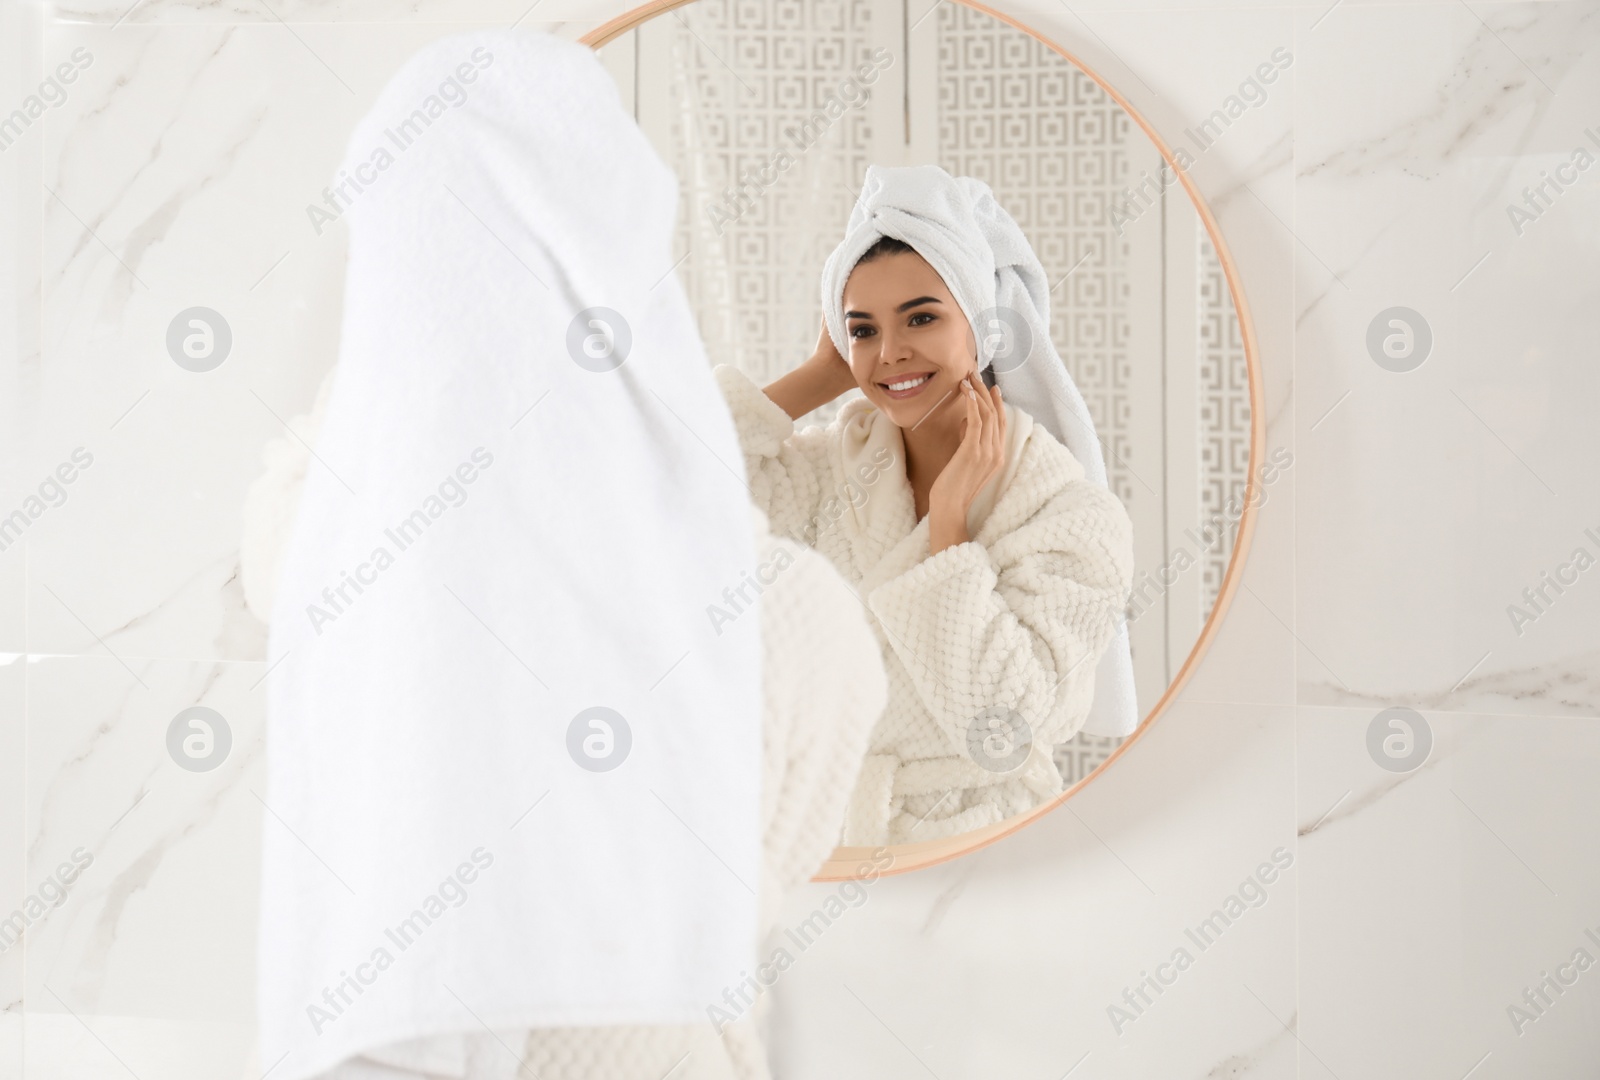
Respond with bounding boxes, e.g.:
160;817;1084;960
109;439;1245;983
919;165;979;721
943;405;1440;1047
885;375;930;392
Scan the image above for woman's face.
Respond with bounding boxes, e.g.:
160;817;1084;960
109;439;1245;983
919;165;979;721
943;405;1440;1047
841;250;978;429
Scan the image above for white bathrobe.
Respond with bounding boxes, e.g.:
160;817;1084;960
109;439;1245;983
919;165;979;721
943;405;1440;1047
712;365;1136;846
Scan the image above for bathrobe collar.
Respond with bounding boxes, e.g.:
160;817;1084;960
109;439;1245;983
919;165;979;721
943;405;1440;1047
834;392;1035;587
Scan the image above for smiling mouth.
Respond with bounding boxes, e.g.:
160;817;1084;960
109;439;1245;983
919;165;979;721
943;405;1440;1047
879;372;934;399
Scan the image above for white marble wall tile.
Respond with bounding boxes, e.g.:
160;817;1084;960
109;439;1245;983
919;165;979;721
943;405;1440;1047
0;8;37;1063
768;699;1298;1079
49;0;610;28
1298;706;1600;1078
21;656;264;1079
0;663;25;1080
1;0;44;656
47;0;1225;27
0;546;22;658
1293;1;1600;717
24;21;574;662
999;0;1586;11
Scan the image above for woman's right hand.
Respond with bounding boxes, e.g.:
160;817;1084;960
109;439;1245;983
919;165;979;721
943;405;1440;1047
763;315;860;420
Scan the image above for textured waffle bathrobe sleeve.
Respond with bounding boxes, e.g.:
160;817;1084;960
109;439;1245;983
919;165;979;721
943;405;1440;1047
711;364;842;545
864;460;1135;755
516;518;889;1080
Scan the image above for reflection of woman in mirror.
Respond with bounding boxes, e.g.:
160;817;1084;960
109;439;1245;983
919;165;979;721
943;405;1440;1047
713;164;1137;846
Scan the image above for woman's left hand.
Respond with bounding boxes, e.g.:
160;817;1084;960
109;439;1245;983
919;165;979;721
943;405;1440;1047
928;371;1006;553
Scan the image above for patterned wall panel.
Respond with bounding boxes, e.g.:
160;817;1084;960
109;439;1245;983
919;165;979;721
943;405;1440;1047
1198;231;1250;621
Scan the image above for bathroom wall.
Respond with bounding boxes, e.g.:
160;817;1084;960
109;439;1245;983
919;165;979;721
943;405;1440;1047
1;0;1596;1077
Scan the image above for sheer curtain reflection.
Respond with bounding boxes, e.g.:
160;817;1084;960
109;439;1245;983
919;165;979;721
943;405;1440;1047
647;0;876;427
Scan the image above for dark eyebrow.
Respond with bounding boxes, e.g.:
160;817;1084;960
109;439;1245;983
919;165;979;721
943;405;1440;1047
844;296;943;320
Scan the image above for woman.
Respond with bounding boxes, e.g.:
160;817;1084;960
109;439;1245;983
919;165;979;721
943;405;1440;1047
712;164;1137;846
247;28;888;1080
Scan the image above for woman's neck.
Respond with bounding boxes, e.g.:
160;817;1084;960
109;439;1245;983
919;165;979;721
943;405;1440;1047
899;407;965;519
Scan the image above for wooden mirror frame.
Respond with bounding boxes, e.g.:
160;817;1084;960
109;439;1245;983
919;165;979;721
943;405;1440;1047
580;0;1265;881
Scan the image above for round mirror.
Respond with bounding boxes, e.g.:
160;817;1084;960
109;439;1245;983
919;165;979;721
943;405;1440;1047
586;0;1264;876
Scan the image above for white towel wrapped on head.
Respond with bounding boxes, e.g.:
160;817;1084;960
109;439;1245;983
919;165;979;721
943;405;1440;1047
818;163;1139;739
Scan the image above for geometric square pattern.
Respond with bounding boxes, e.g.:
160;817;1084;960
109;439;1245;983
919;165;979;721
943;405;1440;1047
1198;231;1250;622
